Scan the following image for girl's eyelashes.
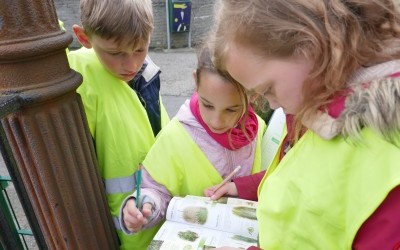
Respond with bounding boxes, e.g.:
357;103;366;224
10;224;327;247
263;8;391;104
227;108;240;113
202;103;214;109
201;103;239;113
107;51;122;56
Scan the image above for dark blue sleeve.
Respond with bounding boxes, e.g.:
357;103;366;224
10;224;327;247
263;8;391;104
133;74;162;136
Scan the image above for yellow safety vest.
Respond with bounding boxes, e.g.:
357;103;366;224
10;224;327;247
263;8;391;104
258;128;400;249
68;47;168;249
145;115;265;198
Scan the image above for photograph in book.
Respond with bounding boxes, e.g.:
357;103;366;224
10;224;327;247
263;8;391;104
148;195;258;250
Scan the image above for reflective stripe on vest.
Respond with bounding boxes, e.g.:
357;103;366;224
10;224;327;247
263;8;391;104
112;216;121;230
104;173;138;195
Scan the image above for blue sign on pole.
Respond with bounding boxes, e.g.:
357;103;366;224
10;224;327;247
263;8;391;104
171;2;192;33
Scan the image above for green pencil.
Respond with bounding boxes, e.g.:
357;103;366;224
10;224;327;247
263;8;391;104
136;165;142;208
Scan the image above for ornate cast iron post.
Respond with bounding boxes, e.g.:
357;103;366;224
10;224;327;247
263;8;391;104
0;0;119;249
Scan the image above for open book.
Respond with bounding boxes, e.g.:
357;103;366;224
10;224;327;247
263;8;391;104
148;195;258;250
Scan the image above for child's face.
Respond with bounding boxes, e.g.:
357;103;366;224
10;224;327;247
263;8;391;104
224;42;314;115
88;35;148;82
196;71;244;134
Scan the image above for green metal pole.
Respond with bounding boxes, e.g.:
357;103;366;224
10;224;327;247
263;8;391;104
0;176;25;250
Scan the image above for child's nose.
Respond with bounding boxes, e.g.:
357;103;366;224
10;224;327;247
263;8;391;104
123;55;138;70
209;114;225;129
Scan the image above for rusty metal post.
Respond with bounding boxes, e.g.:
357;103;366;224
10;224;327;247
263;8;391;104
0;0;119;249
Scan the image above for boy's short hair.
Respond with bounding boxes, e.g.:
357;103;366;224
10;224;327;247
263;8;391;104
80;0;153;48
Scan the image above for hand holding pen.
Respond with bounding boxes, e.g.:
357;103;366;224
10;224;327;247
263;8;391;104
122;164;154;232
204;166;241;200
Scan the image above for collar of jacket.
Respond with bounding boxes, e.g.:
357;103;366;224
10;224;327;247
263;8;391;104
303;60;400;143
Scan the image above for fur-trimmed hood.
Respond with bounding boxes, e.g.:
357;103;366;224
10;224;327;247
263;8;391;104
304;60;400;144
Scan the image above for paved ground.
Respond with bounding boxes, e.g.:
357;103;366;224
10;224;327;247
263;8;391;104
151;49;197;116
0;48;197;249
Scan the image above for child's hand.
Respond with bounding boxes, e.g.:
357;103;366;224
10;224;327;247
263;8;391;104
122;198;153;232
204;182;238;200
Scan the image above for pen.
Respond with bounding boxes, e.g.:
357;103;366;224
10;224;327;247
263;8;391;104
213;165;241;193
136;164;142;208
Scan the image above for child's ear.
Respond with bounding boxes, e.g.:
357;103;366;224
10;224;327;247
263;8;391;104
192;70;199;91
72;25;92;48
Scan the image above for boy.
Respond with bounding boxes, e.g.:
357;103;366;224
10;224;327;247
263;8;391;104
67;0;169;249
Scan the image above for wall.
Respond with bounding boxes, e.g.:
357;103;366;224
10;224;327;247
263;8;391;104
54;0;216;49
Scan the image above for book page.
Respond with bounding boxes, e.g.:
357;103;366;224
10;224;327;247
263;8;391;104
149;221;258;250
165;196;258;239
261;107;285;170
